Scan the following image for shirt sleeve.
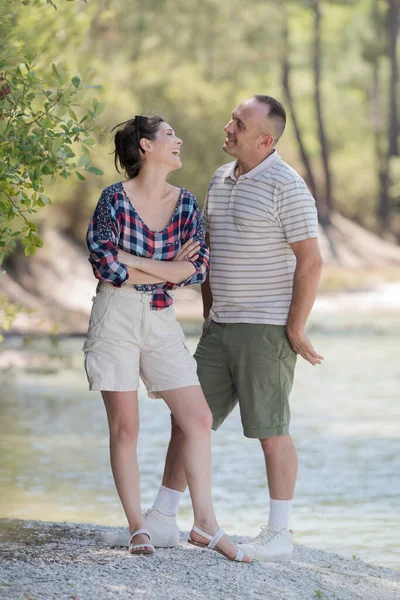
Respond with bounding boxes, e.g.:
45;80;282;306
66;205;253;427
86;189;129;286
178;196;210;287
201;183;211;234
276;177;319;244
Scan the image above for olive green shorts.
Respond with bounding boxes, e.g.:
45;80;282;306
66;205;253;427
194;321;297;439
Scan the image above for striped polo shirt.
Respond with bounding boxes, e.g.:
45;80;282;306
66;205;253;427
202;150;319;325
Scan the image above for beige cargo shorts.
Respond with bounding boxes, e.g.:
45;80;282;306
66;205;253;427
83;282;200;397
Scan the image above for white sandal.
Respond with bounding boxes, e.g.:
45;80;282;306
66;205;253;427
188;526;250;563
128;528;155;555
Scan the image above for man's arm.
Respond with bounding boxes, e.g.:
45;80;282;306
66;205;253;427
201;233;213;319
285;237;324;366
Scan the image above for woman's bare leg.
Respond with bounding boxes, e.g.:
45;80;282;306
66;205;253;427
102;390;149;550
161;386;250;561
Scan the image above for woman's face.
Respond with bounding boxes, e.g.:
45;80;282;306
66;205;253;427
145;121;183;171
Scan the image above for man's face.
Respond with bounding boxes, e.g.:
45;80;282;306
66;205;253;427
223;98;273;162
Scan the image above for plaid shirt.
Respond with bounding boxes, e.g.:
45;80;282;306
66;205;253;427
86;182;210;310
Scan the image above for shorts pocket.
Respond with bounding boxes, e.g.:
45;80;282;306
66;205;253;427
263;325;293;361
82;339;104;388
82;339;103;352
88;293;113;332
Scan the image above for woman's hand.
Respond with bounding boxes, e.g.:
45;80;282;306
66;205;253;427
174;239;201;262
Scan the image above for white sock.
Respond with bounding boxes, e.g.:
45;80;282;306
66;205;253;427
151;485;183;517
268;498;293;530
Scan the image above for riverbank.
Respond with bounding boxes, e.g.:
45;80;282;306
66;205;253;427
0;519;398;600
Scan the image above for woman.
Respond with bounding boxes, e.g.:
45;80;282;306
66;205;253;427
83;115;251;562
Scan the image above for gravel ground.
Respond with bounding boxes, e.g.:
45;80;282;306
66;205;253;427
0;519;398;600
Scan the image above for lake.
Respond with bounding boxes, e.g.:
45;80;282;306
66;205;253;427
0;328;399;569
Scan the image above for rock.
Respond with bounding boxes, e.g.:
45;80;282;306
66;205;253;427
0;519;399;600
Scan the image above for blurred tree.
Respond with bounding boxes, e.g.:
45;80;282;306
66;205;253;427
378;0;399;233
0;0;104;262
1;0;398;249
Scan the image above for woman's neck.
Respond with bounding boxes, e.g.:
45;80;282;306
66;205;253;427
127;164;171;204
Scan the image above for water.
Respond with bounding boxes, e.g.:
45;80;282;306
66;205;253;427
0;330;399;569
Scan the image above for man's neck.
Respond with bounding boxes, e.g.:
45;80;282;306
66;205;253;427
234;149;275;178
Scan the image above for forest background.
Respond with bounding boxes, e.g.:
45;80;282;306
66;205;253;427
0;0;399;333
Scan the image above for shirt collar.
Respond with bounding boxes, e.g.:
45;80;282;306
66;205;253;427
225;150;280;182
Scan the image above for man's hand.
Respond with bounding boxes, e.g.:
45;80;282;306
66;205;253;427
285;328;324;366
174;239;200;262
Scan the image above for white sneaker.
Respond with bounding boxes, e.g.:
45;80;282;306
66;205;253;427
237;525;293;562
100;510;180;548
144;509;180;547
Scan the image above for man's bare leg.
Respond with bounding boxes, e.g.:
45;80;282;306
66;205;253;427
161;415;188;492
260;434;298;530
237;435;297;559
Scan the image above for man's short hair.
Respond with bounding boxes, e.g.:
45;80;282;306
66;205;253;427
253;95;286;141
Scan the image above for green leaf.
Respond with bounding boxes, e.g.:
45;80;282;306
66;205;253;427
94;102;105;116
63;146;75;158
39;194;51;205
52;138;63;153
82;138;96;146
78;154;91;168
67;107;78;121
75;171;85;181
24;244;36;256
86;166;103;176
52;63;60;81
71;76;81;88
42;164;54;175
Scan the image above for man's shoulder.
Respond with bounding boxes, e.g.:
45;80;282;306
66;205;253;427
262;157;307;190
211;161;235;182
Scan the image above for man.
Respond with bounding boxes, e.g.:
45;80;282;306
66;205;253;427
109;95;323;559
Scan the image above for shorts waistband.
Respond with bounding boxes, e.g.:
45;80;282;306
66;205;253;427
96;282;175;304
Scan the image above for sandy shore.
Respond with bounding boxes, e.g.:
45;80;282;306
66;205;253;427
0;519;398;600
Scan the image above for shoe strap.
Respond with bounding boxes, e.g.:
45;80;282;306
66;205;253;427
129;529;151;543
192;526;225;550
208;528;225;550
234;548;244;562
192;525;212;541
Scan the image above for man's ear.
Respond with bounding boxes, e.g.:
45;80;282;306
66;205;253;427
260;133;275;150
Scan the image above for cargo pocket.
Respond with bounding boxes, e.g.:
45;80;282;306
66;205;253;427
88;293;113;333
82;339;104;389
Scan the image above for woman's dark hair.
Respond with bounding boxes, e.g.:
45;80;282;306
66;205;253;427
112;114;164;178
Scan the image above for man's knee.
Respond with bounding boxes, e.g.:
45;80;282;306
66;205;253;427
260;434;293;456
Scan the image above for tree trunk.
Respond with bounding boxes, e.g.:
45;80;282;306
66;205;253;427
387;0;399;158
312;0;333;218
281;12;318;203
378;0;399;232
